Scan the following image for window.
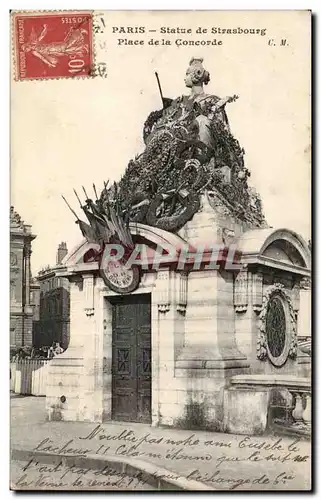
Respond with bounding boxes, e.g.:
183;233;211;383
266;296;286;358
264;292;292;367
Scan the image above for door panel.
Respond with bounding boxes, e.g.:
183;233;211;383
111;294;151;423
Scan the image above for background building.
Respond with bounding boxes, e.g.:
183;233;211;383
10;206;36;347
30;277;41;347
36;242;70;349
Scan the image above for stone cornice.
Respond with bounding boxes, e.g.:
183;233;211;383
241;254;310;277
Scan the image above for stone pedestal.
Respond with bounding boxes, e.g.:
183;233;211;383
297;349;311;378
46;219;311;434
46;275;104;422
223;374;311;435
223;385;271;435
176;269;249;370
157;268;249;432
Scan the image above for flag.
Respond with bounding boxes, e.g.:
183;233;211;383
76;220;98;244
101;213;117;237
82;207;111;243
109;204;133;248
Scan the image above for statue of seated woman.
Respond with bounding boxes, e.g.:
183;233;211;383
143;57;238;153
106;58;253;233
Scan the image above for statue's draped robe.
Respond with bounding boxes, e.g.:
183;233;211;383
148;93;230;149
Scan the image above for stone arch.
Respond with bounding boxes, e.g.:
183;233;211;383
61;222;192;268
236;227;311;270
61;240;100;266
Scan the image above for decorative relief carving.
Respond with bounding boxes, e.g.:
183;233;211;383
70;276;84;292
10;252;18;267
10;251;19;299
257;283;297;365
234;268;248;312
252;272;263;312
222;227;235;246
300;277;311;290
273;276;291;288
292;282;300;312
266;296;286;358
10;256;20;301
177;272;188;314
83;274;95;316
100;247;141;294
156;269;171;313
10;206;25;229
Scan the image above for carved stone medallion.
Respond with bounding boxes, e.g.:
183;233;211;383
257;283;297;366
100;246;140;294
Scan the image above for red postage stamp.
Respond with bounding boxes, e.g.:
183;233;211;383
13;12;94;80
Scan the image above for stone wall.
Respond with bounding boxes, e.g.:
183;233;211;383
152;268;249;431
298;286;311;338
37;287;70;349
46;277;88;421
47;263;305;427
10;207;36;347
11;245;24;304
46;218;310;431
11;313;33;347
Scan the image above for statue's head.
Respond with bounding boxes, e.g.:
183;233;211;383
184;57;210;88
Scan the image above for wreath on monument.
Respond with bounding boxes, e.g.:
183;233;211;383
101;80;269;233
257;283;297;365
145;188;201;232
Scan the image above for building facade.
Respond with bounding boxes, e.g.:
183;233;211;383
10;206;36;347
30;277;41;346
36;243;70;349
46;212;311;430
45;58;311;434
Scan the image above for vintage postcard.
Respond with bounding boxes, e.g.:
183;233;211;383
10;10;311;491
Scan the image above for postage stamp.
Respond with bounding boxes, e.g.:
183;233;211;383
13;12;94;80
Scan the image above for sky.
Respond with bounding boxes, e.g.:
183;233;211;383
10;10;311;275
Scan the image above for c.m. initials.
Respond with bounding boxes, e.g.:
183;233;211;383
268;38;288;47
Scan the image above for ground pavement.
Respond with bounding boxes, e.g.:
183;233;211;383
10;395;311;491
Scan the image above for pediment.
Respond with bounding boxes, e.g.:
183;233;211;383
236;227;311;272
262;240;306;267
61;223;191;268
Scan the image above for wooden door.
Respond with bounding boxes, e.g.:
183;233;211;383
111;294;151;423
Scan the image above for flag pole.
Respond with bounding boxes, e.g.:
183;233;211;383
155;72;165;108
93;183;99;200
82;186;89;200
61;195;79;221
73;189;82;208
